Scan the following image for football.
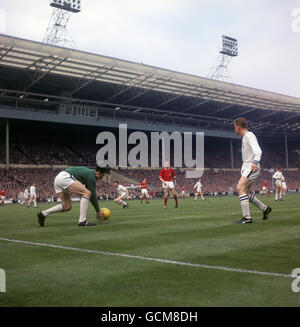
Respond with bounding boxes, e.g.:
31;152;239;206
100;208;111;220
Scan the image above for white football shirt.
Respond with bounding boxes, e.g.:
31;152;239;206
117;185;127;195
194;181;203;190
242;131;262;164
272;171;283;181
30;186;36;195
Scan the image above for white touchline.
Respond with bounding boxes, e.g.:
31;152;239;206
0;237;293;279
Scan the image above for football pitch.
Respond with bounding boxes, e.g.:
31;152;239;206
0;194;300;307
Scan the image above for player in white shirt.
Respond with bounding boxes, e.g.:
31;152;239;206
281;176;287;197
29;183;37;208
234;118;271;224
193;178;204;200
24;186;30;208
19;191;25;205
228;185;234;197
113;181;129;208
272;168;284;201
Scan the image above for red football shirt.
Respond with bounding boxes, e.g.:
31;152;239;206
159;168;175;182
0;190;5;196
182;186;185;191
141;181;147;189
263;181;267;187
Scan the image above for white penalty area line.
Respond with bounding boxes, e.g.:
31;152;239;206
0;237;293;279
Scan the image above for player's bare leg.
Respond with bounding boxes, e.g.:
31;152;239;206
114;196;128;208
163;188;169;208
236;176;253;221
37;192;70;227
171;188;178;208
67;181;95;223
33;196;37;208
275;186;281;201
237;176;271;222
140;193;144;204
200;192;205;200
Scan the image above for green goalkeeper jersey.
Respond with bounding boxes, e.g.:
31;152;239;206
65;166;100;213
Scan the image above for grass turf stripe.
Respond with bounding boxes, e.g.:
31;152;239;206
0;237;294;279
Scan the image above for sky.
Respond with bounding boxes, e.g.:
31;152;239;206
0;0;300;98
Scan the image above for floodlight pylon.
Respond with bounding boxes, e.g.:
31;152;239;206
208;35;238;83
43;0;81;48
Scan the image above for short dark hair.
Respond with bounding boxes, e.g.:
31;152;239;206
234;117;248;129
95;166;110;174
114;180;119;184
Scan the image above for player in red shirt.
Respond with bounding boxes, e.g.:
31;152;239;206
0;189;6;206
181;186;186;199
159;161;178;208
261;180;269;197
140;178;149;204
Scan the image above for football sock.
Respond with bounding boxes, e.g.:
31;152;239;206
164;197;168;206
239;194;251;218
79;196;90;223
248;194;267;211
279;191;282;200
174;195;178;206
275;192;278;200
120;200;127;206
42;204;64;217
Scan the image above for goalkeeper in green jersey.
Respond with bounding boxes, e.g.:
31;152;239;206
37;166;110;227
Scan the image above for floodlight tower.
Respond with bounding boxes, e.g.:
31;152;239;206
208;35;238;82
43;0;81;48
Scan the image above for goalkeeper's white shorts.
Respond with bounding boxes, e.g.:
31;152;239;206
54;171;77;194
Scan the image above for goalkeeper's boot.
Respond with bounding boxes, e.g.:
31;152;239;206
78;220;96;226
37;211;46;227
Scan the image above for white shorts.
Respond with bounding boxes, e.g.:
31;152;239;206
0;196;5;201
162;181;175;189
241;163;260;182
282;182;287;190
262;187;267;191
54;171;77;194
141;189;148;195
118;192;127;199
196;188;202;193
275;180;282;188
30;194;36;199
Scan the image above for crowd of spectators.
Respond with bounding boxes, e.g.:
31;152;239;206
1;166;299;203
1;136;300;202
1;139;300;169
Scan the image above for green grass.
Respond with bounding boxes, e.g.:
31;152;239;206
0;194;300;307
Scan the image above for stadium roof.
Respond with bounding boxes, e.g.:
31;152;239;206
1;33;300;136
